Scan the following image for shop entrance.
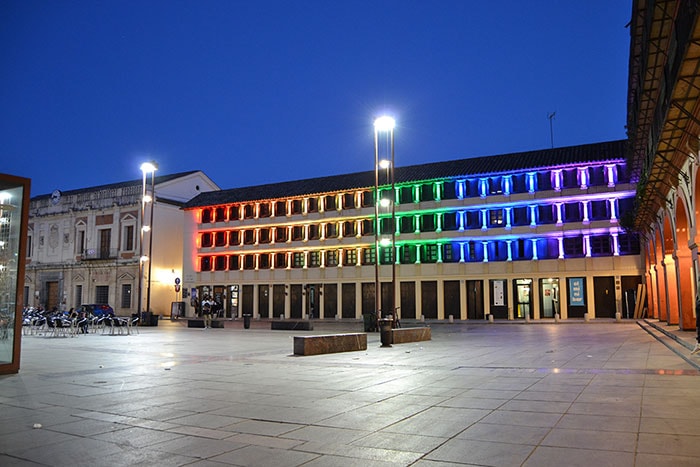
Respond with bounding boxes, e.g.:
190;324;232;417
539;278;559;318
514;279;533;319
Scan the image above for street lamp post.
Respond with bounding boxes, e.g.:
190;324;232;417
138;162;157;320
373;116;395;339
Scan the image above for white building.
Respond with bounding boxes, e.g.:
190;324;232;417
25;171;218;316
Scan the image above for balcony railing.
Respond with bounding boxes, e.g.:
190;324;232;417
81;248;118;261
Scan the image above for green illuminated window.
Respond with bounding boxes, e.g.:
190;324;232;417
420;184;435;201
380;246;394;265
423;244;439;263
401;245;416;264
400;186;413;204
421;214;436;232
292;252;305;268
362;247;376;265
399;216;414;233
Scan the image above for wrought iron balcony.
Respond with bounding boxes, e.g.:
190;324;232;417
81;248;118;261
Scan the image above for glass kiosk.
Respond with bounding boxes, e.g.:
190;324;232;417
0;173;30;374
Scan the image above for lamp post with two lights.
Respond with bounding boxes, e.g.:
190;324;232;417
373;116;396;345
138;161;157;322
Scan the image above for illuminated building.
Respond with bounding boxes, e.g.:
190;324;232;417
25;172;218;316
183;140;644;321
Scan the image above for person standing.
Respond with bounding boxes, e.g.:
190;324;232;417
202;296;212;329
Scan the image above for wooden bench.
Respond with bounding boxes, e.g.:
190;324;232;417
392;327;431;344
294;333;367;356
271;320;313;331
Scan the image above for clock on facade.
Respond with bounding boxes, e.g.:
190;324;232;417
50;189;61;205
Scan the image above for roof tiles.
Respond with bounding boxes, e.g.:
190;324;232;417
184;140;627;208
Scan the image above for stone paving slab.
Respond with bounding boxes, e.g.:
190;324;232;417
1;320;700;466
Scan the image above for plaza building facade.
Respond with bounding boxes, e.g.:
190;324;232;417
182;140;644;322
25;171;218;316
625;0;700;331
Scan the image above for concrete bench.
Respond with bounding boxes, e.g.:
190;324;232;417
271;320;313;331
294;333;367;356
392;327;431;344
187;319;224;328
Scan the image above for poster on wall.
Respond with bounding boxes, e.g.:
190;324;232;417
569;278;585;306
493;280;505;306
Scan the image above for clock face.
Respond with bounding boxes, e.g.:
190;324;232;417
50;189;61;205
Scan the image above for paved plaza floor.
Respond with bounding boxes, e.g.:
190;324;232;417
2;319;700;466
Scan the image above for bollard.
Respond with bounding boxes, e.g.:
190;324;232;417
584;312;589;322
378;318;393;347
525;313;530;323
615;311;621;322
448;314;454;323
554;313;560;323
420;315;425;322
488;314;494;323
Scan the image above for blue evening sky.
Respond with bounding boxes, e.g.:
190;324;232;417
1;1;632;197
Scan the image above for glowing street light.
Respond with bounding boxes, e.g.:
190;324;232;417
138;161;157;320
373;116;396;338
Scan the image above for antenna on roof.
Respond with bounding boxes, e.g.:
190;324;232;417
547;112;556;149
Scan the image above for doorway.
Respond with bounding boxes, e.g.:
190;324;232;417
258;285;270;318
539;278;559;318
444;281;460;320
594;276;616;318
514;279;532;319
305;284;318;319
212;285;225;318
46;281;59;311
467;280;484;320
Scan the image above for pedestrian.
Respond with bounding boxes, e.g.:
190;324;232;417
202;296;212;329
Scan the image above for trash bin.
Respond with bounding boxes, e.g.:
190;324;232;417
243;314;251;329
378;318;393;347
363;312;377;332
140;311;152;326
150;314;159;326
